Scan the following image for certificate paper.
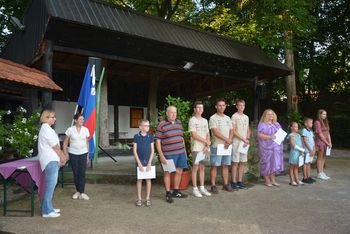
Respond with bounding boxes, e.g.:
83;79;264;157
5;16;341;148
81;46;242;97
137;166;156;179
298;156;304;167
194;151;205;165
162;159;176;172
305;153;313;164
217;144;232;156
326;147;331;156
238;142;249;155
273;128;287;145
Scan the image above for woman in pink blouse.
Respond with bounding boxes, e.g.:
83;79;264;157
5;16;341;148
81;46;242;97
314;109;332;180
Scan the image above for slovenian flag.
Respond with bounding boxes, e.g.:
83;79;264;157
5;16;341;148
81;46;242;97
77;64;96;159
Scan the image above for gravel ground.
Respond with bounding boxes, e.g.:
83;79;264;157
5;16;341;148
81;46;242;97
0;152;349;234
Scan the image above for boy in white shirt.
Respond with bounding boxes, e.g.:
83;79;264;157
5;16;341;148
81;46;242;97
189;101;212;197
231;100;250;190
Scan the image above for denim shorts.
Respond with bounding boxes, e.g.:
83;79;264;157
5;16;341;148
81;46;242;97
165;153;188;169
210;147;231;166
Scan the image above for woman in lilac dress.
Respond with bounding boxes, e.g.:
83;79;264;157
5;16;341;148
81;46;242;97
314;109;332;180
257;109;284;187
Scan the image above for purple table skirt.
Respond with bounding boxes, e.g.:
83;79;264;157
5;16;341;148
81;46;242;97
0;158;45;201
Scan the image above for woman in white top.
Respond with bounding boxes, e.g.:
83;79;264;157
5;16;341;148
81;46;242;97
38;110;67;218
63;113;90;200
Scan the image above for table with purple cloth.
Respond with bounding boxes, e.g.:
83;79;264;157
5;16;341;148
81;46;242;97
0;157;45;216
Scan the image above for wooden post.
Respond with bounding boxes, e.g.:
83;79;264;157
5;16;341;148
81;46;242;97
42;40;53;109
147;69;160;124
114;104;119;143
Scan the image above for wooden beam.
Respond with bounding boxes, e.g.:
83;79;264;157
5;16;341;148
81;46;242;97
42;40;54;109
147;69;169;124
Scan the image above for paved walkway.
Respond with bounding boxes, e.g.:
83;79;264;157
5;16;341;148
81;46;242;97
0;150;349;234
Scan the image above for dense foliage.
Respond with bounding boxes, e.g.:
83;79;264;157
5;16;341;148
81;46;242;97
1;0;349;146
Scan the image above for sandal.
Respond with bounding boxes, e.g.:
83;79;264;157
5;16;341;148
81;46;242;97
265;183;273;187
145;199;152;207
289;182;298;186
272;183;280;187
135;200;142;207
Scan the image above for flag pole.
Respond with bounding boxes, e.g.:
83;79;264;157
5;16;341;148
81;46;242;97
71;105;80;126
94;67;105;162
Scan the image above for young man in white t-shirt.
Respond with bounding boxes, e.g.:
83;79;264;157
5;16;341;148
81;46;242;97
231;99;250;190
209;99;233;193
189;101;212;197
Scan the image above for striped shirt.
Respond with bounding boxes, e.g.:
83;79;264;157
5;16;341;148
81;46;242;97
155;119;185;156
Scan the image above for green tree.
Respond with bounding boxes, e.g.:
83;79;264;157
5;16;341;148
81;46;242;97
297;0;350;99
0;0;29;52
105;0;195;21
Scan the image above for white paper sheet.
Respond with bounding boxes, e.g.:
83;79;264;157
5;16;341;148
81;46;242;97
298;156;304;167
161;159;176;172
194;151;205;165
217;144;232;156
326;147;331;156
137;166;156;179
17;166;27;170
273;128;287;145
238;142;250;154
304;153;313;164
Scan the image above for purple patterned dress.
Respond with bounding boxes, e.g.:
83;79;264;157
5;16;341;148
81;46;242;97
257;122;284;176
314;120;330;152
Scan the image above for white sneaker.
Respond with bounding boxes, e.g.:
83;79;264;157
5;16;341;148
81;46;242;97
42;212;60;218
193;188;203;198
72;192;80;199
79;193;90;200
322;172;330;179
317;173;328;180
54;208;60;213
199;187;212;196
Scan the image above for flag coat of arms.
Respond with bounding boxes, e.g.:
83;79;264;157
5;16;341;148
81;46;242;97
77;64;96;159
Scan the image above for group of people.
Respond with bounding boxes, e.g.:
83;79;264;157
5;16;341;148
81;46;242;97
38;111;91;218
36;100;332;216
133;99;332;206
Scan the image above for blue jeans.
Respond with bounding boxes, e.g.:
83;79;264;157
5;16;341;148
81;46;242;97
41;161;59;215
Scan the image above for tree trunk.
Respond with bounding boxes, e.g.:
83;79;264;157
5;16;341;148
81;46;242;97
284;30;297;112
100;74;109;148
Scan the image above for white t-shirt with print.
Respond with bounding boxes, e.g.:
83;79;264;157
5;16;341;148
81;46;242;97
209;113;232;148
189;116;209;152
231;112;249;145
65;125;90;155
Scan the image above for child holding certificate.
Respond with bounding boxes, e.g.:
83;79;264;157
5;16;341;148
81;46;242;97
301;118;316;184
133;119;154;207
287;122;305;186
189;101;212;198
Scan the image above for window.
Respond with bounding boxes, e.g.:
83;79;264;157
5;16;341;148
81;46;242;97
130;108;144;128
